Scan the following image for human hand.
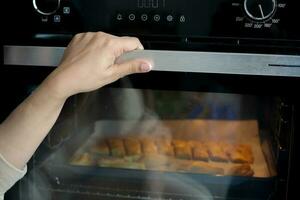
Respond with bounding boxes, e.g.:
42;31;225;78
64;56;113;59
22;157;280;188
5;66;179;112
44;32;152;100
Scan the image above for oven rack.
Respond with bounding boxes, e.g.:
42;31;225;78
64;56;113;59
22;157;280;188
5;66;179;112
32;162;276;200
35;182;209;200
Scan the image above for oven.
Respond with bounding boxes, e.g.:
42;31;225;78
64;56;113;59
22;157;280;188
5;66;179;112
2;0;300;200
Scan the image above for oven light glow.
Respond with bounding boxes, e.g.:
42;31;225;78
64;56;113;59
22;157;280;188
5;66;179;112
137;0;166;8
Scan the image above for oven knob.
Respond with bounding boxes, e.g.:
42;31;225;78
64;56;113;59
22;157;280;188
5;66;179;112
244;0;276;21
33;0;61;16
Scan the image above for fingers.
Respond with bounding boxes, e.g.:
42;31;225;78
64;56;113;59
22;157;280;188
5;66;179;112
71;32;143;58
112;36;144;58
69;32;85;44
109;59;152;79
120;36;144;50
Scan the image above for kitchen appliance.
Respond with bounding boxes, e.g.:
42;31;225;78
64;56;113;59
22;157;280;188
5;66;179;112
2;0;300;199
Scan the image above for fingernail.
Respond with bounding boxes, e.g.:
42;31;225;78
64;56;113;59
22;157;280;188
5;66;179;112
137;45;144;50
140;63;152;72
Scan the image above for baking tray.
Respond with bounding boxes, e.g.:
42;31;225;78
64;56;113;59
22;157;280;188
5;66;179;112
70;119;275;178
38;163;276;200
36;119;277;199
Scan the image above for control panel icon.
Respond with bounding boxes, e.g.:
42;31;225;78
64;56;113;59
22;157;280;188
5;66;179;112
116;14;123;21
63;7;70;15
141;14;148;21
180;15;186;23
167;15;173;22
54;15;61;23
154;14;160;22
129;14;136;21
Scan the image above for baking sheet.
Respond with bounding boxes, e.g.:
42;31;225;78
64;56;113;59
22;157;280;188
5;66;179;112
71;119;272;178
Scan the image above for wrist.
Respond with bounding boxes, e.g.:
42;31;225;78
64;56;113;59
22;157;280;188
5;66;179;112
39;71;70;103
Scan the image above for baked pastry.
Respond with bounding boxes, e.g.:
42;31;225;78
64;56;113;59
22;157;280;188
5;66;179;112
89;140;109;156
156;139;174;156
107;138;126;157
98;157;145;170
189;141;209;161
207;142;229;162
70;153;94;166
172;139;187;148
226;144;254;163
174;146;192;160
172;140;192;160
167;159;224;175
141;138;158;155
168;159;191;172
142;154;170;170
189;161;224;175
227;164;254;177
124;138;142;156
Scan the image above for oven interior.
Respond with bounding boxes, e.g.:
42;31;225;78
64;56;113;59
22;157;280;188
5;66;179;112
16;74;294;200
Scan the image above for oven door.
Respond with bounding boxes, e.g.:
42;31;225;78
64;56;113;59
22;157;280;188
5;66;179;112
3;46;299;200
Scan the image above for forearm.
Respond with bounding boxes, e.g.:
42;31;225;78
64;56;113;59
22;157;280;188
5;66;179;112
0;78;66;169
0;32;150;171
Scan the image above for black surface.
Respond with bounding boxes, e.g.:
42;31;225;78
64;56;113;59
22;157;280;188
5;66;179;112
0;66;53;121
2;0;300;199
286;98;299;200
3;0;300;54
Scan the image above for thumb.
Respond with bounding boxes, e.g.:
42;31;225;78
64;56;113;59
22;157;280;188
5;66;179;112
110;59;152;78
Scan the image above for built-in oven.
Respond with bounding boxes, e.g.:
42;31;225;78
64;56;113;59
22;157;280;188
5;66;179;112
2;0;300;200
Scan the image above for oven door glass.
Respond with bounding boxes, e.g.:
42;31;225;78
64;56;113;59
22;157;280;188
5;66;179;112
16;70;293;200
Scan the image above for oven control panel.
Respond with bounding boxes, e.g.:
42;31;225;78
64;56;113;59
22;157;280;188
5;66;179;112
33;0;61;16
32;0;73;25
3;0;300;45
243;0;277;22
232;0;284;30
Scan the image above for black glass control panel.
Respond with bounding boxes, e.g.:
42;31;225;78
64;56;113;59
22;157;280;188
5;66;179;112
3;0;300;49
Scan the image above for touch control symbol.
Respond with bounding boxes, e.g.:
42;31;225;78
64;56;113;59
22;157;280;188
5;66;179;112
129;14;136;21
141;14;148;21
167;15;173;22
41;16;48;22
154;14;160;22
63;7;70;15
116;14;123;21
54;15;61;23
180;15;186;23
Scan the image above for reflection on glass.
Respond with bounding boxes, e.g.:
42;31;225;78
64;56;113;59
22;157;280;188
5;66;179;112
25;88;277;200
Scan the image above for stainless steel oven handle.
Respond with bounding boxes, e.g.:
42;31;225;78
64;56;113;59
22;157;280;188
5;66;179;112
3;45;300;77
4;46;65;67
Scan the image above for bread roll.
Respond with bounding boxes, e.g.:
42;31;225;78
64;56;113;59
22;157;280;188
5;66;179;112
141;138;158;155
226;144;254;164
124;138;142;156
90;140;109;156
156;139;174;156
172;139;187;148
98;157;145;170
189;141;209;161
107;138;126;157
172;140;192;160
142;154;171;170
227;164;254;177
207;142;229;162
174;146;192;160
189;161;224;175
70;153;94;166
168;159;191;171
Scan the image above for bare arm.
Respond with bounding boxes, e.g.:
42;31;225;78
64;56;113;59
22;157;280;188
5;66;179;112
0;32;151;169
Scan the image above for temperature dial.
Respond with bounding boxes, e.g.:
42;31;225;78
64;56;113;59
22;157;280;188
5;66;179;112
33;0;61;15
244;0;276;21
